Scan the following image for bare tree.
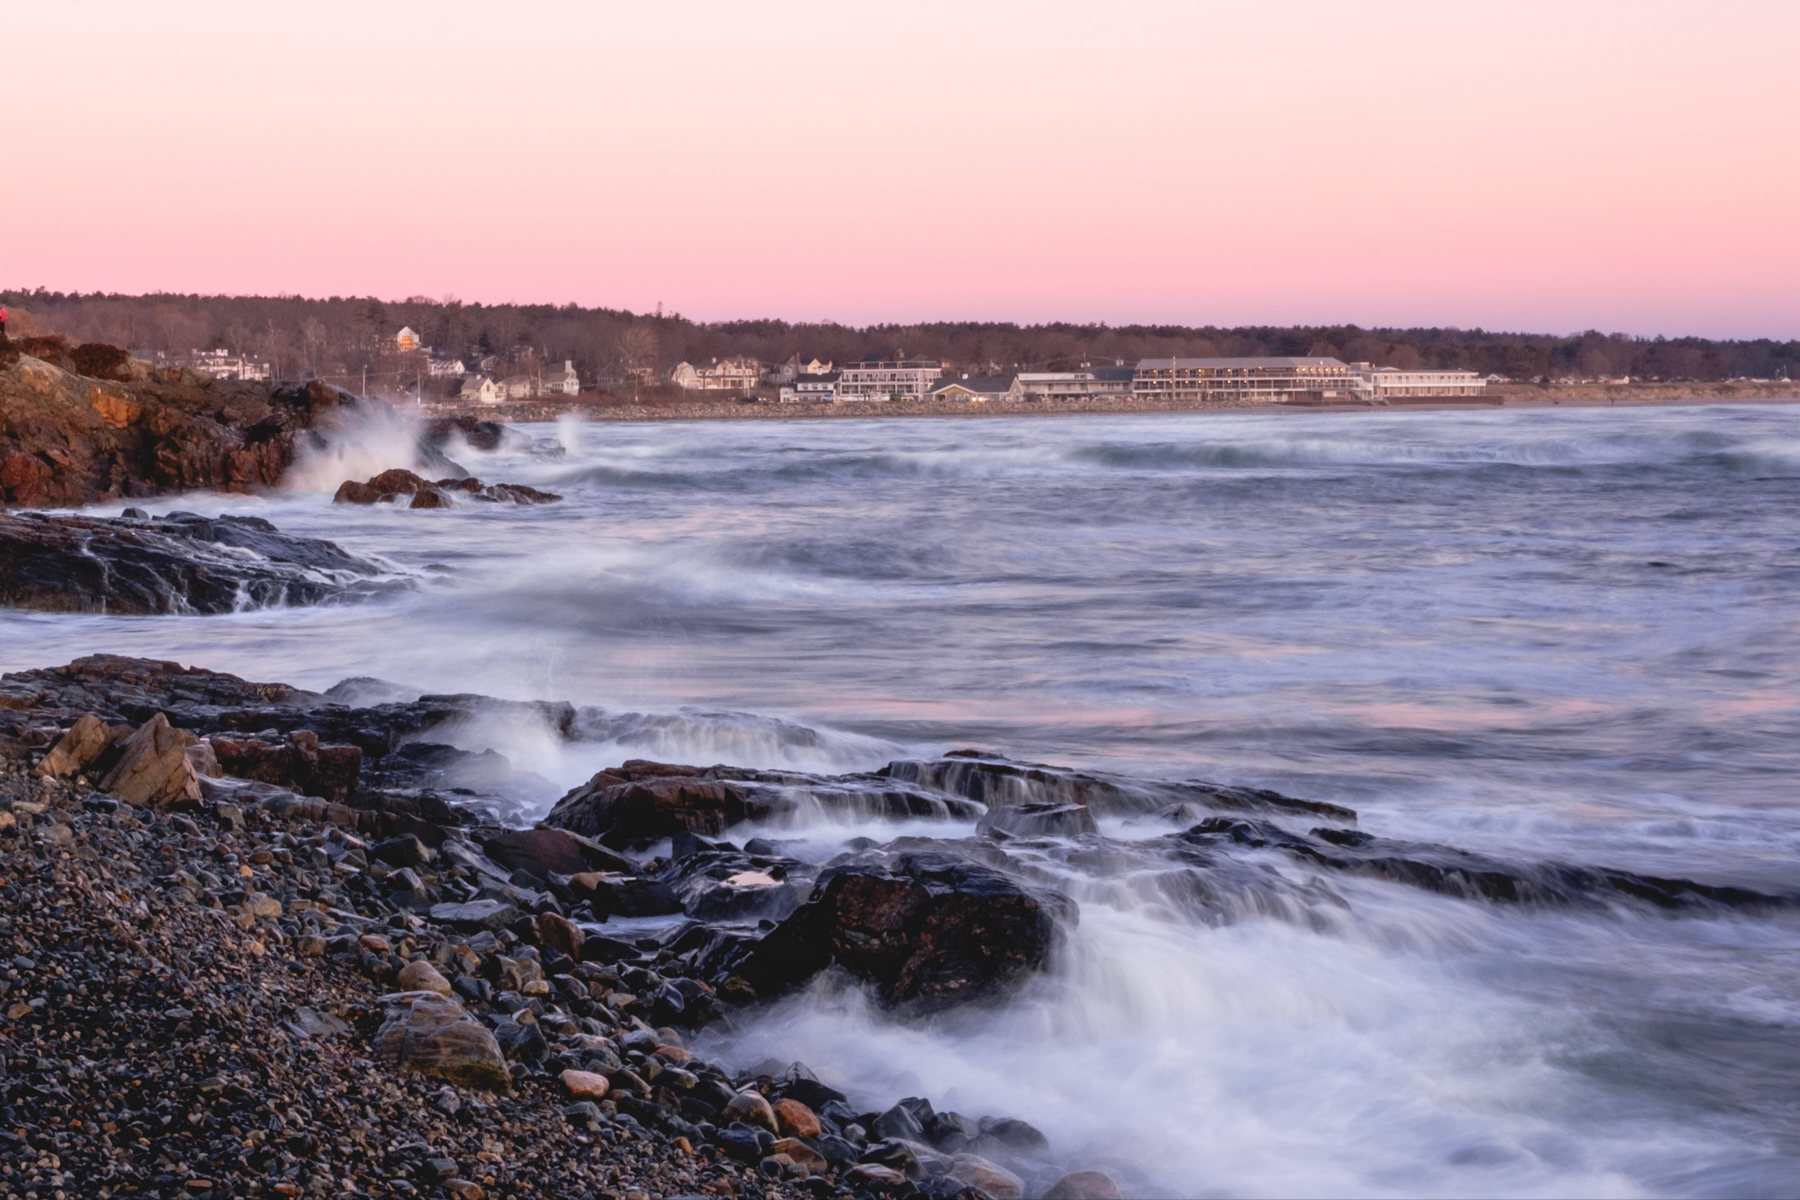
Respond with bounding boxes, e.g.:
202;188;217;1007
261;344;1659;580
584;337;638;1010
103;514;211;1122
617;324;659;368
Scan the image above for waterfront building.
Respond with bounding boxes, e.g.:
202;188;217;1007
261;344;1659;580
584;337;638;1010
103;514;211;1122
930;374;1018;402
427;358;466;377
779;370;840;403
543;359;581;396
1132;357;1357;403
671;356;762;391
1349;363;1487;400
837;353;942;401
460;375;506;404
185;348;270;381
1014;366;1135;400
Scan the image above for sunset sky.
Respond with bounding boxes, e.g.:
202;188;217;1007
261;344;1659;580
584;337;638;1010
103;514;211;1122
6;1;1797;337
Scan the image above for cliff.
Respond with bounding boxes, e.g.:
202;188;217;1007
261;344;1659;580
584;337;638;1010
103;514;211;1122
0;337;361;508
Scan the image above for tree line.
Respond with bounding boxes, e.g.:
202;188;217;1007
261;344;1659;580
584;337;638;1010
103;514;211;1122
3;288;1795;388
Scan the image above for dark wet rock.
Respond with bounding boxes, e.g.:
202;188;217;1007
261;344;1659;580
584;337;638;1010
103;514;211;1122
544;759;984;848
925;1110;981;1151
976;801;1097;839
1177;816;1792;912
545;761;764;846
430;899;520;930
424;415;508;451
333;467;560;508
1;346;361;508
209;728;362;803
0;509;399;613
888;750;1359;823
480;825;633;877
870;1102;927;1142
658;846;818;922
732;848;1074;1012
978;1116;1049;1152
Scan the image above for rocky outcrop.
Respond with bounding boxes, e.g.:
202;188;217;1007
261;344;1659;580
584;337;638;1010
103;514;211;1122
719;848;1074;1013
332;468;560;508
0;509;400;613
0;346;362;508
886;750;1359;822
97;711;204;806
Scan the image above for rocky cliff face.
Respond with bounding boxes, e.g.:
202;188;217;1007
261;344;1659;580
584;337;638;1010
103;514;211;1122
0;341;360;508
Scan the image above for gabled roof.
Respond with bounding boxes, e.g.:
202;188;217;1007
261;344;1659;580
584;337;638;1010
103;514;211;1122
933;373;1015;395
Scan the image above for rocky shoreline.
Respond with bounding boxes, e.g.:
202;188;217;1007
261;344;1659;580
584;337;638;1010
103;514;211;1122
1;655;1790;1200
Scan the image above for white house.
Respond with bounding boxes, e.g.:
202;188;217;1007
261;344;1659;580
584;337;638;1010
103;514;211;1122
1013;366;1135;400
460;375;507;404
837;353;942;401
543;360;580;396
671;357;762;391
428;358;467;378
395;326;423;352
1349;363;1488;400
779;370;841;403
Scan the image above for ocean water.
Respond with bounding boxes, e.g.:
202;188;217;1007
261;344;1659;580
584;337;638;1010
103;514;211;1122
5;404;1800;1197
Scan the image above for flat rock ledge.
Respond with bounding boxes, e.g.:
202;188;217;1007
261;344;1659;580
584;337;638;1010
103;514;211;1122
0;509;403;614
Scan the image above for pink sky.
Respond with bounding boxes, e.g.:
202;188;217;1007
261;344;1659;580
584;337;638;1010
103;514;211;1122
5;1;1798;337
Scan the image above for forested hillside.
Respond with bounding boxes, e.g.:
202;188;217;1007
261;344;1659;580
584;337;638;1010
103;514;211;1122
4;289;1794;389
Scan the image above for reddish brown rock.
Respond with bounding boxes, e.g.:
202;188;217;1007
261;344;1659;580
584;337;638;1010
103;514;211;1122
332;467;558;508
1;348;358;509
534;912;585;959
950;1154;1024;1200
1042;1171;1124;1199
543;761;761;846
209;730;362;804
559;1068;610;1099
773;1097;822;1139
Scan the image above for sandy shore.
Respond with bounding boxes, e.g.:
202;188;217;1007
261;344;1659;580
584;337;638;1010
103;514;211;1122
423;382;1800;426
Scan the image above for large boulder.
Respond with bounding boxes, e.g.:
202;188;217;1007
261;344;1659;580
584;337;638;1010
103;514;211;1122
373;991;510;1092
544;761;764;847
731;849;1074;1013
0;510;395;614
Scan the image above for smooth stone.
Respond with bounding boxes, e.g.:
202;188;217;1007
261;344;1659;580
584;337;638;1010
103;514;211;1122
374;991;510;1092
722;1089;779;1134
395;959;453;995
949;1153;1025;1199
1042;1170;1125;1199
774;1097;822;1138
559;1068;611;1099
